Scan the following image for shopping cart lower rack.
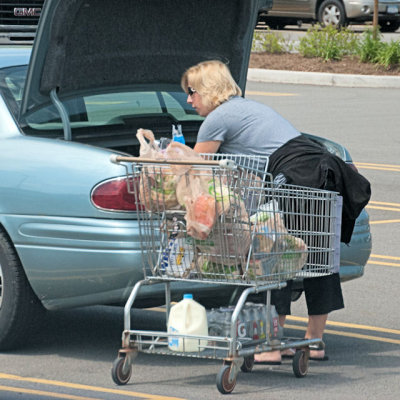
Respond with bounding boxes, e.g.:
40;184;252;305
109;153;342;394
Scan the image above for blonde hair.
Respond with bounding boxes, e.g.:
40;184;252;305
181;60;242;111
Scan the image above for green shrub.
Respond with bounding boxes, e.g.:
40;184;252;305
356;29;383;63
252;29;293;54
298;25;358;61
251;25;400;69
375;40;400;68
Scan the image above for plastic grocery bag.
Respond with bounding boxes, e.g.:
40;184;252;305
192;194;251;267
176;171;217;240
136;129;181;211
248;200;308;280
165;141;205;176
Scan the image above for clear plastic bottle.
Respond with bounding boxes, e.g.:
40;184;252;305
168;294;208;352
172;124;185;144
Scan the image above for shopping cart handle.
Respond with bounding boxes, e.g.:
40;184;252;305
110;154;119;164
219;159;237;170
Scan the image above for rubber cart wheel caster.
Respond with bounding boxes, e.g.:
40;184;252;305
240;355;254;373
111;356;132;385
216;364;237;394
292;349;310;378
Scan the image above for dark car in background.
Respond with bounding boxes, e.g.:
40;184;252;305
0;1;43;43
258;0;400;31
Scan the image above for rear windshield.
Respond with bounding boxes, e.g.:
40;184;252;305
0;64;203;147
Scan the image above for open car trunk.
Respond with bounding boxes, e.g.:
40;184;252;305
19;0;272;151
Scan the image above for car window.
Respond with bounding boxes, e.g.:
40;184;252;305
0;65;203;139
22;90;203;139
0;65;28;116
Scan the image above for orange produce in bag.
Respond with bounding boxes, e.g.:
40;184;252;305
177;174;217;240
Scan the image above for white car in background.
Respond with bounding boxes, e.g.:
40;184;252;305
258;0;400;31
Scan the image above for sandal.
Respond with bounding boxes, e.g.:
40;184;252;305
309;342;329;361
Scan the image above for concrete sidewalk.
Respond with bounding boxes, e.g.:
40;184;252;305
248;68;400;88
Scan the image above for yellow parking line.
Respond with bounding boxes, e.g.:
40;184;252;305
357;166;400;172
368;260;400;267
0;385;100;400
366;205;400;212
355;163;400;172
287;316;400;335
246;90;298;97
370;254;400;261
284;325;400;345
367;200;400;213
368;254;400;267
370;219;400;225
355;162;400;168
321;329;400;345
369;201;400;208
0;374;185;400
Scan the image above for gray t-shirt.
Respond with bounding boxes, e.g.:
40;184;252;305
197;96;300;158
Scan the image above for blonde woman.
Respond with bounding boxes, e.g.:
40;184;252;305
181;60;370;364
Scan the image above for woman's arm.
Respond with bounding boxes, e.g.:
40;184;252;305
194;140;221;154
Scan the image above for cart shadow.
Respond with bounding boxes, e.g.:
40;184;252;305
120;346;399;397
123;353;356;397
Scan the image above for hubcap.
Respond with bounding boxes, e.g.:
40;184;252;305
322;5;340;26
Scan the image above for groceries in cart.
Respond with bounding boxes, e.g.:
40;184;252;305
137;129;181;210
135;128;312;283
248;199;308;281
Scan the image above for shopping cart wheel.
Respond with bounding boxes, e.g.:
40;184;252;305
292;349;310;378
111;356;132;385
216;364;237;394
240;355;254;373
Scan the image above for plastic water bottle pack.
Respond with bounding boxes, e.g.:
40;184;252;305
207;302;283;343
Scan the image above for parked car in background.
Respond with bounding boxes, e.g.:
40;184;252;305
0;0;371;352
258;0;400;31
0;1;44;43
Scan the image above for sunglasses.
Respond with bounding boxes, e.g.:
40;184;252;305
187;87;197;96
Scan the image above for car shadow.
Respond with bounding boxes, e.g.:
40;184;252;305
9;305;166;362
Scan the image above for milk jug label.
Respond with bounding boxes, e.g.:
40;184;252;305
168;326;179;348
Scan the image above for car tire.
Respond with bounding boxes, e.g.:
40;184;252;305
317;0;347;28
0;228;44;350
379;20;400;32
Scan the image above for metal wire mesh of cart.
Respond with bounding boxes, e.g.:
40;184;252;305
112;153;341;286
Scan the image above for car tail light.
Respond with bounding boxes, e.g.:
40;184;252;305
91;177;142;211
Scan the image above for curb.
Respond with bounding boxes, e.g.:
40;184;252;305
247;68;400;88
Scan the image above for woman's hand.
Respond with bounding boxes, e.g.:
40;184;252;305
194;141;221;154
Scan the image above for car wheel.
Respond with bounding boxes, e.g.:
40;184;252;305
379;20;400;32
317;0;347;28
0;229;44;350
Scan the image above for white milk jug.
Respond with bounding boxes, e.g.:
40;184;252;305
168;294;208;352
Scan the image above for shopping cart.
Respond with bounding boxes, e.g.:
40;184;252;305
109;153;342;394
